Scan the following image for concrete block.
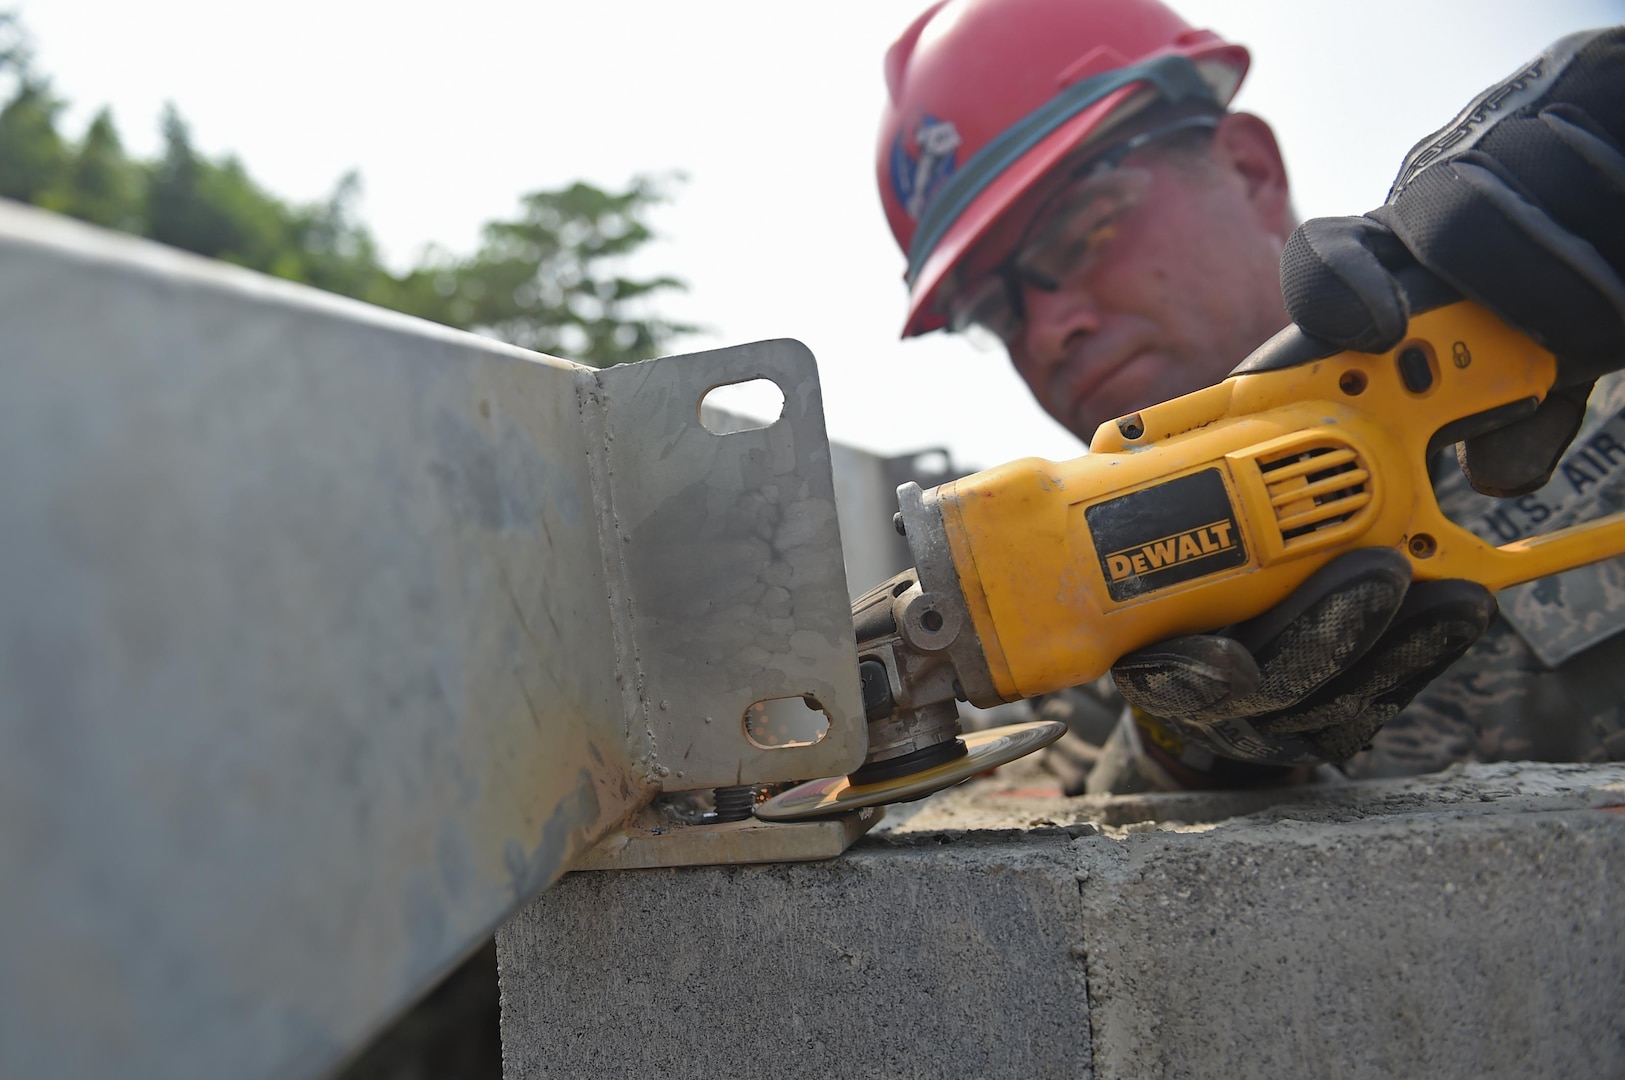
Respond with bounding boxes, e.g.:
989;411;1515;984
498;763;1625;1079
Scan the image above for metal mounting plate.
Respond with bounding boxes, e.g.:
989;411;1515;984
594;341;866;789
572;807;884;872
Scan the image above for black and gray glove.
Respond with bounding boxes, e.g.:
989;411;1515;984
1110;549;1495;769
1283;26;1625;497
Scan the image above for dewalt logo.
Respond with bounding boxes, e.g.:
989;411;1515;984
1105;519;1238;581
1086;469;1249;602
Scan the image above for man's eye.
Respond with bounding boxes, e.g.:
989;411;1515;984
1079;220;1121;253
1028;217;1122;282
1055;228;1101;264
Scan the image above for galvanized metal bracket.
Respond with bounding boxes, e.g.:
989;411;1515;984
587;341;867;790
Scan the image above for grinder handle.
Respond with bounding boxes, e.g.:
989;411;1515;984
1429;508;1625;593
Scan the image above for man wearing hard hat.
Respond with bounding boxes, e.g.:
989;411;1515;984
875;0;1625;792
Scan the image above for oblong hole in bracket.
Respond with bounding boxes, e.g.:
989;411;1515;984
742;695;831;749
700;378;786;434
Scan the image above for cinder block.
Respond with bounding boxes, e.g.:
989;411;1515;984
498;764;1625;1079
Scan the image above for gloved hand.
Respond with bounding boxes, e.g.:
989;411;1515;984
1109;549;1497;770
1282;27;1625;498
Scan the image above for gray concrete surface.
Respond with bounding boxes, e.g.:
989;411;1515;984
497;762;1625;1079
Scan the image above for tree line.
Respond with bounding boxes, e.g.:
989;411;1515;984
0;12;692;366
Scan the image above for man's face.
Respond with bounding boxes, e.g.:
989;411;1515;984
963;114;1293;441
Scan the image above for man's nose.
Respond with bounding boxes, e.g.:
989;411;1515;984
1018;282;1102;373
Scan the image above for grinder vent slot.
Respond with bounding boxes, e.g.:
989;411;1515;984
1257;444;1371;546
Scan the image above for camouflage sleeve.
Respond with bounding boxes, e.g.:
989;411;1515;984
1347;372;1625;778
1348;618;1625;777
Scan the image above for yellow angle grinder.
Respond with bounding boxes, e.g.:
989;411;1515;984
759;298;1625;821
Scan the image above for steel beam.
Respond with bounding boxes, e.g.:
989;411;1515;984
0;202;863;1080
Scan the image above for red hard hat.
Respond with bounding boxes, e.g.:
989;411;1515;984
878;0;1250;336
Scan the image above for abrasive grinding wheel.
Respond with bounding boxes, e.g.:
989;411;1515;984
755;720;1066;822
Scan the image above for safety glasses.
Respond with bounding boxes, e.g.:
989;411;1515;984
943;114;1220;347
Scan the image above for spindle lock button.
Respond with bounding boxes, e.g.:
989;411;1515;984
1398;347;1434;393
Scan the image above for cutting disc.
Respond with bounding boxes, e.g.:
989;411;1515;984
755;720;1067;822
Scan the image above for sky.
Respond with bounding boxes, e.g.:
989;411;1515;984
21;0;1625;470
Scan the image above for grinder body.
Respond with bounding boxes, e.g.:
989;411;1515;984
878;301;1625;713
761;301;1625;821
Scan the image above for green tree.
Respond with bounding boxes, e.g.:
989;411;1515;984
53;108;142;230
424;175;696;366
0;76;66;204
146;105;290;272
284;171;393;302
0;11;693;367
